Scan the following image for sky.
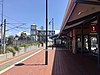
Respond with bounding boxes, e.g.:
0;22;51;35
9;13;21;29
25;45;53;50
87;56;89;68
0;0;68;36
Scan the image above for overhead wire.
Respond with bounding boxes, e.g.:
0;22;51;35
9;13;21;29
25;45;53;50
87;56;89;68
0;4;30;35
6;23;26;31
3;15;22;23
6;25;21;32
0;14;28;32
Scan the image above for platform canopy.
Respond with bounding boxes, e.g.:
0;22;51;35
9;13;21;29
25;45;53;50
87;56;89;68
60;0;100;35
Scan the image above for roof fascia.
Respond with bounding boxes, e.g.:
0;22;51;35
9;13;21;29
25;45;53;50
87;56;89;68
60;0;77;33
62;16;97;34
64;11;100;27
77;0;100;6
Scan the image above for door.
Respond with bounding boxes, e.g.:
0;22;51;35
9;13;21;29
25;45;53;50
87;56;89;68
76;34;89;53
76;35;82;53
90;34;98;55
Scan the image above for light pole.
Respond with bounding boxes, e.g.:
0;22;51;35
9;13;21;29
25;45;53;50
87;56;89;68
45;0;48;65
49;18;54;49
52;18;54;49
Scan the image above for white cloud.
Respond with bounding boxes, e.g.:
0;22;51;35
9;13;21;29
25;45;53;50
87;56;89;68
6;32;14;37
16;31;30;36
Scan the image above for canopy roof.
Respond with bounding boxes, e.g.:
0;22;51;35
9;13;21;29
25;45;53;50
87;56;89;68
60;0;100;35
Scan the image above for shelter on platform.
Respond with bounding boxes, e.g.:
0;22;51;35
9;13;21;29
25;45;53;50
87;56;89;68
59;0;100;66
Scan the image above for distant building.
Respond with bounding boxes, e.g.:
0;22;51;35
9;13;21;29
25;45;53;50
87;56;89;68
30;24;55;42
30;24;37;41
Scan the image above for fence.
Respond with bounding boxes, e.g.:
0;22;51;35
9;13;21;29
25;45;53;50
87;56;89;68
0;45;38;62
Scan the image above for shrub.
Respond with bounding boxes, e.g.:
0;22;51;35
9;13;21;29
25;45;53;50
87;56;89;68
0;46;3;54
6;46;16;56
13;46;20;52
32;41;40;45
20;44;31;47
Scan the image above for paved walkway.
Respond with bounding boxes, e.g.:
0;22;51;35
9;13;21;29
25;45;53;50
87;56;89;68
0;48;55;75
0;47;44;72
0;47;100;75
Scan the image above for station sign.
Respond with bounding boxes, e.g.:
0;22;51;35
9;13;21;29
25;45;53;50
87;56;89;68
90;23;98;33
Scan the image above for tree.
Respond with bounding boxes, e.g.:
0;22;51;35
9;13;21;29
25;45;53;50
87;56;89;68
27;35;31;40
18;32;27;40
7;35;15;45
15;35;19;39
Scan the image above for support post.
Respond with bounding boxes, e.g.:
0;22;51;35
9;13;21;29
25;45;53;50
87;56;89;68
97;14;100;67
88;35;91;52
81;24;84;55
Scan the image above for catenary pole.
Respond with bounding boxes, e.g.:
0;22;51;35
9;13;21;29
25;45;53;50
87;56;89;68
0;0;4;53
3;19;6;53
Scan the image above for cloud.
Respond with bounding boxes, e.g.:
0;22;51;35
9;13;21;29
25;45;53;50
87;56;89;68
6;32;14;37
16;31;30;36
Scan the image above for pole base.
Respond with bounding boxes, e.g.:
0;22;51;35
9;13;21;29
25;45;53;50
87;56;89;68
45;50;48;65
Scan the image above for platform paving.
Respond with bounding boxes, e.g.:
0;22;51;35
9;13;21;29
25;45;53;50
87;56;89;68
0;47;100;75
0;47;44;72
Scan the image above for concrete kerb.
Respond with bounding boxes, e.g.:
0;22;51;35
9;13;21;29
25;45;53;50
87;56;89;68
0;47;44;74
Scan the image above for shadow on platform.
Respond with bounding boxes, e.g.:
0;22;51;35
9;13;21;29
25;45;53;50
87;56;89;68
15;63;45;66
52;47;100;75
